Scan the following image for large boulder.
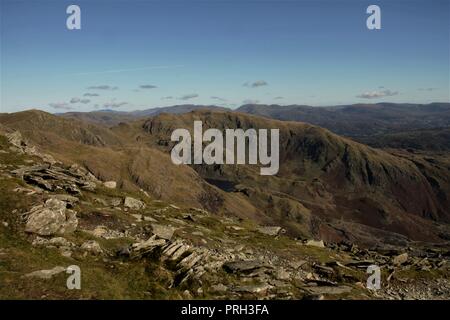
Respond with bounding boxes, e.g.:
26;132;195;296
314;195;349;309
25;198;78;236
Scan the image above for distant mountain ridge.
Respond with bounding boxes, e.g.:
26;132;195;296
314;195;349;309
237;102;450;137
60;105;230;126
58;102;450;137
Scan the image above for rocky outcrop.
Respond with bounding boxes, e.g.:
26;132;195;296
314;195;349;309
12;163;98;195
5;131;57;164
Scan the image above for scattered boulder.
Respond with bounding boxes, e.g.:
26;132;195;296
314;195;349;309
25;198;78;236
93;197;109;206
81;240;103;255
235;284;272;295
124;196;146;210
88;225;125;239
103;181;117;189
117;246;131;257
223;260;271;274
275;268;291;280
304;239;325;248
182;214;196;222
49;194;79;207
13;186;40;195
109;198;122;207
393;253;408;266
132;235;166;253
257;226;284;236
210;283;228;293
24;266;66;279
32;236;74;248
305;285;352;295
143;216;157;222
182;290;193;299
151;224;177;240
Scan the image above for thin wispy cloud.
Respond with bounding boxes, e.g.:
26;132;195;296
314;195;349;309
211;96;227;102
179;94;199;100
357;89;399;99
67;65;184;76
418;87;436;91
243;80;268;88
87;85;118;90
274;96;284;100
139;84;158;89
49;102;73;110
70;97;90;104
161;96;173;100
83;93;99;97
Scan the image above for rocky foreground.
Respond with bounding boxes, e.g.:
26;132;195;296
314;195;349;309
0;130;449;300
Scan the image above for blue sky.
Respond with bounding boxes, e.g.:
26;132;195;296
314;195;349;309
1;0;449;113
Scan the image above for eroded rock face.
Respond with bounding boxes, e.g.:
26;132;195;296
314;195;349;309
25;198;78;236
